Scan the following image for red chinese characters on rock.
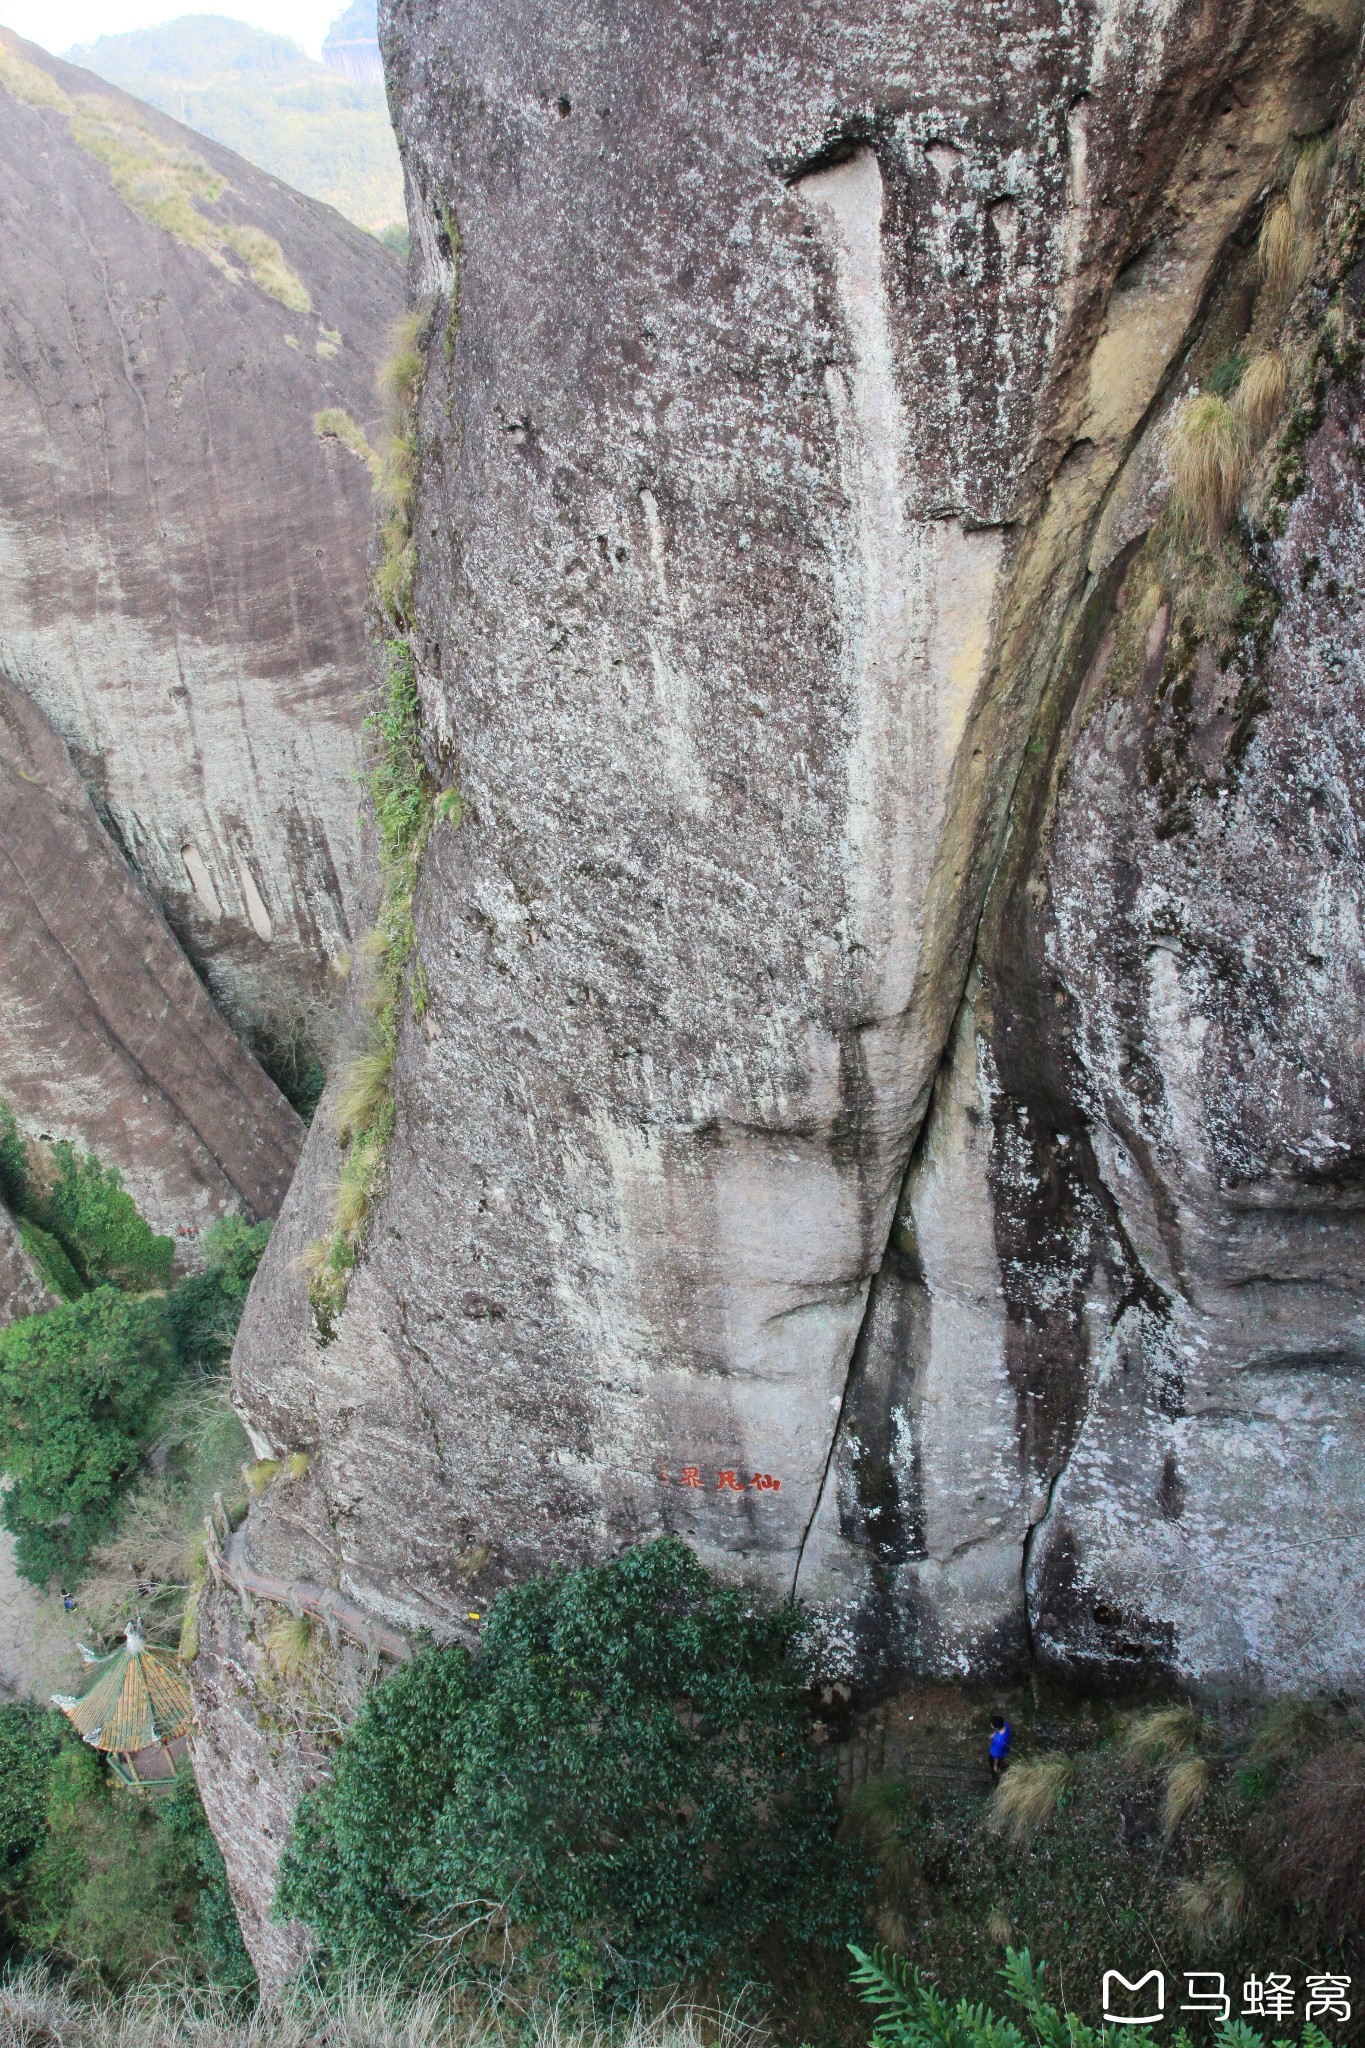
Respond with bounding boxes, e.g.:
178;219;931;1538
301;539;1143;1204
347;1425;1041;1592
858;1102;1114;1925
657;1463;782;1493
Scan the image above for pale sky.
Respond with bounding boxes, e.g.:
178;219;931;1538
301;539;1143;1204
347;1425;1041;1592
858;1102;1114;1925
0;1;340;60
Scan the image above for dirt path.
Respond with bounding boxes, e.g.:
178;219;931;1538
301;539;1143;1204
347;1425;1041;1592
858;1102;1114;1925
0;1525;87;1703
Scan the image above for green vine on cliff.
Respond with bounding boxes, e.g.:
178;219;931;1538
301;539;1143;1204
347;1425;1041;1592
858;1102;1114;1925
304;288;463;1343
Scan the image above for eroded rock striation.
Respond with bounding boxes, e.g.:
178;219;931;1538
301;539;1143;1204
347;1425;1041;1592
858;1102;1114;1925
0;675;303;1239
207;0;1365;1977
0;30;400;1054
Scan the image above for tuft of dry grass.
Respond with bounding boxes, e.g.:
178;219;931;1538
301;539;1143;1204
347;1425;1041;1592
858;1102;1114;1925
988;1757;1073;1840
264;1610;317;1681
985;1907;1015;1947
1235;349;1287;446
1169;393;1247;543
0;1970;760;2048
1175;1862;1247;1938
1258;196;1301;308
1258;134;1334;314
1288;132;1335;223
1261;1729;1365;1934
242;1458;280;1497
1162;1754;1209;1836
1248;1696;1330;1760
379;308;427;416
76;1476;189;1634
1124;1703;1200;1759
335;1045;393;1144
313;409;383;486
223;226;311;313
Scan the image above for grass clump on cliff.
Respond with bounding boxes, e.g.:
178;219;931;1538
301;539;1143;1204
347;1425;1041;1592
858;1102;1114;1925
304;310;463;1342
314;406;383;484
277;1536;870;1993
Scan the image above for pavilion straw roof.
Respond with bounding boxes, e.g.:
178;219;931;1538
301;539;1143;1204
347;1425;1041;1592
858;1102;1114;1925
52;1624;193;1755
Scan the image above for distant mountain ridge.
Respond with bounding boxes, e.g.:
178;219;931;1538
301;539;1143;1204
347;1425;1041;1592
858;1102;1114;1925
65;11;401;234
323;0;382;86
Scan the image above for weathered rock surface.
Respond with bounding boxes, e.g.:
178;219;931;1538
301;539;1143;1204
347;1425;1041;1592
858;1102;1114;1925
208;0;1365;1976
0;30;400;1051
0;673;303;1238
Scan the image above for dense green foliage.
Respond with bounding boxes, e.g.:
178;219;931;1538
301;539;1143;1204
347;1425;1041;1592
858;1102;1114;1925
0;1705;65;1886
0;1290;177;1582
42;1144;174;1292
0;1102;27;1213
165;1216;271;1368
278;1537;869;1991
158;1772;258;1990
849;1944;1334;2048
17;1218;85;1302
0;1109;269;1586
0;1105;173;1297
0;1708;253;1989
67;17;403;232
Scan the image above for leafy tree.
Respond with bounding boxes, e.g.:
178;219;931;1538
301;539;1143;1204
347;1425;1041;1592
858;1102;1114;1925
159;1771;257;1989
0;1288;176;1582
0;1704;65;1885
165;1215;270;1369
849;1944;1334;2048
42;1143;174;1292
0;1711;253;1989
278;1536;869;1991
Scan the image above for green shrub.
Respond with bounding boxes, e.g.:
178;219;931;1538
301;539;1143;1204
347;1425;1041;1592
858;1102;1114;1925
0;1710;253;1989
0;1288;177;1583
158;1772;257;1989
0;1100;28;1212
164;1216;270;1369
41;1144;174;1292
278;1535;869;1992
849;1944;1335;2048
17;1217;86;1301
0;1704;65;1884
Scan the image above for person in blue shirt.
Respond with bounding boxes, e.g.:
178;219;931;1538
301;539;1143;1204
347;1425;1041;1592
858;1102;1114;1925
989;1714;1012;1782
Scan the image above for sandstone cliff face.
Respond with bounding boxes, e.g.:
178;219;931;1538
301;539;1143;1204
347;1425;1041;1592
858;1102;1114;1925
0;31;400;1052
0;674;303;1239
207;0;1365;1972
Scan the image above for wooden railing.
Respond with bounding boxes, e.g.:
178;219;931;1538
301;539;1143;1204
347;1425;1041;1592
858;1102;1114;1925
202;1495;411;1667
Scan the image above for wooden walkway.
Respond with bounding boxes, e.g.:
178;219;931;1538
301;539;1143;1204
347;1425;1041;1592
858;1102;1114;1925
202;1497;412;1667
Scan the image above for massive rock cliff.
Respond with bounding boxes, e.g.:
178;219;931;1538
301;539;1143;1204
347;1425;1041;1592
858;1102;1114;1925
0;31;400;1058
0;673;302;1239
203;0;1365;1978
0;31;406;1232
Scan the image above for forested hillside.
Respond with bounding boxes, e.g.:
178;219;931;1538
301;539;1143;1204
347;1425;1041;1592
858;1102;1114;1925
66;13;402;235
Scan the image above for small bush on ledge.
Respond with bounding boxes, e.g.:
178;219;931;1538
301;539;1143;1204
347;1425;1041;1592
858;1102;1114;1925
276;1535;870;1994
